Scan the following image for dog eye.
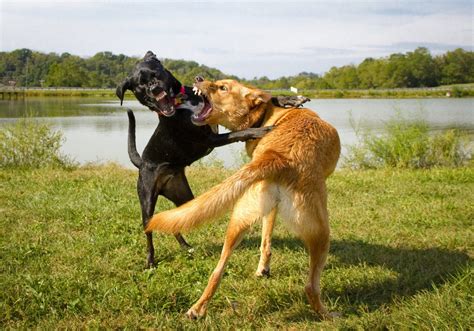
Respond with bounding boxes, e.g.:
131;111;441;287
219;85;227;91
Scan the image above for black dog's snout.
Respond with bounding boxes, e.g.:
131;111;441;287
195;76;204;83
148;78;165;92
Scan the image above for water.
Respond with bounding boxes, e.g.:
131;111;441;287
0;97;473;168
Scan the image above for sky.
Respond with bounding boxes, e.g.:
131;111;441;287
1;0;473;79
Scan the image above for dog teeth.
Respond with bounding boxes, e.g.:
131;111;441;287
192;87;203;96
156;91;167;101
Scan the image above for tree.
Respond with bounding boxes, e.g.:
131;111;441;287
45;57;89;87
437;48;474;85
358;58;389;88
405;47;439;87
324;65;360;89
0;48;473;89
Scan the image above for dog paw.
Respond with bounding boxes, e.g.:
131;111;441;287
145;256;155;269
320;311;341;321
255;268;271;277
179;242;193;250
186;306;205;320
186;309;198;320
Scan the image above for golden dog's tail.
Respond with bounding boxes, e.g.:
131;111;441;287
145;150;289;234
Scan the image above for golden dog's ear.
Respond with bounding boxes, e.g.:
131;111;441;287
241;87;272;109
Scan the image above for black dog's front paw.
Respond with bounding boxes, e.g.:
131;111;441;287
146;254;155;269
247;126;274;139
210;125;275;146
272;95;311;108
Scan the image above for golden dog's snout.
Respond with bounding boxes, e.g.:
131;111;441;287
193;80;216;96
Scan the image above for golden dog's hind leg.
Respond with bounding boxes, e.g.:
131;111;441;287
303;224;330;319
255;208;277;277
299;195;334;320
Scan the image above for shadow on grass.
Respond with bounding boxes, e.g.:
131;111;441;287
201;236;471;321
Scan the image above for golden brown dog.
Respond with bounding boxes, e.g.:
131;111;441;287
146;79;341;319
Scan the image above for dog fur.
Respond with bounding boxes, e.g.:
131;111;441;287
117;52;310;267
117;52;276;267
146;79;341;319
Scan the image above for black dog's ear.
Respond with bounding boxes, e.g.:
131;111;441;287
144;51;159;62
116;78;131;106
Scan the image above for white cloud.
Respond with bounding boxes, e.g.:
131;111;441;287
1;1;472;78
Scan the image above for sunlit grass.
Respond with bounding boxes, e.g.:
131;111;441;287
1;164;472;329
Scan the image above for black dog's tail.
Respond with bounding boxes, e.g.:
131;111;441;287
127;110;143;168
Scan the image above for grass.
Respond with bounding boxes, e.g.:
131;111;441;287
0;119;76;169
1;164;473;329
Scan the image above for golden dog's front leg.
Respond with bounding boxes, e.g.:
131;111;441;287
186;223;247;319
186;182;277;319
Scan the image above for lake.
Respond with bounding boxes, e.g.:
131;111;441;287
0;97;473;168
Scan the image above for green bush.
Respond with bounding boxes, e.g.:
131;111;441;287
451;86;467;98
0;119;76;169
345;117;471;169
334;90;345;98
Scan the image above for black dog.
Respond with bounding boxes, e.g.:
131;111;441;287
117;51;274;266
117;51;309;267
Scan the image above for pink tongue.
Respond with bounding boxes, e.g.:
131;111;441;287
198;106;211;120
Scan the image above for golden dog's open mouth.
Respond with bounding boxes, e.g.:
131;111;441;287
191;100;212;124
191;86;212;125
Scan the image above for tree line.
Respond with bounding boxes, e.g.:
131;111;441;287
0;49;232;89
0;47;472;89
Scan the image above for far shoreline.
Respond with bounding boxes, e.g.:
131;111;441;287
1;83;474;99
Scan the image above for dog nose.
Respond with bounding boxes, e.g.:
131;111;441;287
195;76;204;83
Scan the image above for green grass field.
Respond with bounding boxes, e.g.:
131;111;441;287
1;164;472;329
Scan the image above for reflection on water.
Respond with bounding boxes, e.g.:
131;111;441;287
0;97;473;168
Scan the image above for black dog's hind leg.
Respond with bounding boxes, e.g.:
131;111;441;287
137;170;160;267
137;168;190;267
161;168;195;249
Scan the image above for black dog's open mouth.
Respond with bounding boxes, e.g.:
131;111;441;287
153;91;176;117
148;87;176;117
191;87;212;125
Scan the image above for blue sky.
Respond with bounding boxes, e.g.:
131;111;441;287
1;0;472;78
